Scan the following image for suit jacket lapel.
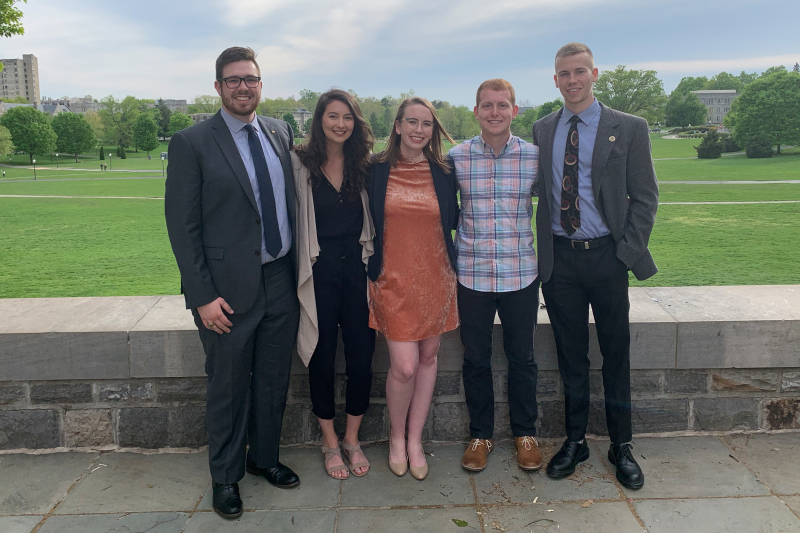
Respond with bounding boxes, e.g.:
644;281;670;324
210;112;259;212
538;108;563;201
591;104;620;203
258;116;297;235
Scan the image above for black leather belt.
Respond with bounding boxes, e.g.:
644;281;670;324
554;234;615;250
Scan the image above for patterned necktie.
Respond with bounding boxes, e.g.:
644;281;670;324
560;115;581;236
244;123;282;258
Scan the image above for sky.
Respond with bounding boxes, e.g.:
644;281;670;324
2;0;799;108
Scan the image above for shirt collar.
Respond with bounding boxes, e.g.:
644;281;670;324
561;98;601;127
220;106;258;134
476;133;516;156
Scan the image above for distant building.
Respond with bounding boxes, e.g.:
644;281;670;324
61;96;102;114
0;101;33;116
291;108;312;131
0;54;40;105
36;103;72;116
190;113;214;125
691;89;739;124
162;99;188;113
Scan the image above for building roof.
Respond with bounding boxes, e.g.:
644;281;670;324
691;89;738;94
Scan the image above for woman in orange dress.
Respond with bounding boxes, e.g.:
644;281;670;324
367;97;458;480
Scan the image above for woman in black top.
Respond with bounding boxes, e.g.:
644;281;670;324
293;89;375;479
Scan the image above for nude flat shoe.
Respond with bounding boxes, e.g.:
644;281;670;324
388;441;408;477
409;461;428;480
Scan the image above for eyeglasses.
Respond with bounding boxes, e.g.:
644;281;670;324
218;76;261;89
401;117;434;130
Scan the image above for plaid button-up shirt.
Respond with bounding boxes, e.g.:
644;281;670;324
450;135;539;293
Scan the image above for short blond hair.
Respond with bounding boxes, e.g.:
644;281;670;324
554;43;594;70
476;79;515;107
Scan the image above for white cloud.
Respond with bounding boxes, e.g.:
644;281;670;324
620;54;800;74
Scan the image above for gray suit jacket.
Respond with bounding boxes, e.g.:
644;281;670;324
165;111;296;313
532;102;658;282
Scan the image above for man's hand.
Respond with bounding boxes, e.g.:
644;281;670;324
197;297;234;334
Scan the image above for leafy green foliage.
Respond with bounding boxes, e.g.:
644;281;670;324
694;129;723;159
536;99;563;121
673;76;708;95
99;95;141;148
0;95;28;103
51;113;96;162
511;108;538;137
187;94;220;114
594;66;665;123
0;0;25;39
725;71;800;154
133;115;159;155
0;106;57;162
282;112;300;136
99;146;104;160
155;99;172;140
704;72;743;91
168;112;193;137
369;112;388;138
745;135;774;158
720;136;740;153
665;92;707;127
0;124;14;156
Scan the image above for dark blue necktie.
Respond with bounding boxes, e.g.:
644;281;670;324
244;123;282;258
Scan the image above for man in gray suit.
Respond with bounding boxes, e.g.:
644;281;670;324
531;43;658;489
165;47;300;519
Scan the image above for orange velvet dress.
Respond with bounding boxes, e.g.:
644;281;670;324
368;154;459;341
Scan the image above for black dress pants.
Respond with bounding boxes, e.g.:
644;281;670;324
308;236;375;420
541;239;632;444
458;280;540;439
193;256;299;484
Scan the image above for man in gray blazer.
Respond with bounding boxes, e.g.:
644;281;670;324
165;47;300;519
531;43;658;490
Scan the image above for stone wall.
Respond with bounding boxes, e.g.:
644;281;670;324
1;285;798;449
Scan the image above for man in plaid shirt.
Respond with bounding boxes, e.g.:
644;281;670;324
450;79;542;473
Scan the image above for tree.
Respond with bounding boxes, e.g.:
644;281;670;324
0;124;14;156
133;115;159;156
298;89;320;111
738;71;759;85
0;95;28;103
51;112;96;162
0;0;25;41
99;146;104;160
282;112;300;136
168;112;193;136
665;92;707;127
0;106;56;162
155;99;172;140
794;63;799;73
83;111;105;141
745;135;773;158
724;70;800;154
704;72;743;91
98;95;140;148
511;108;538;137
536;99;563;121
694;129;722;159
188;94;221;114
673;76;708;95
594;66;665;123
760;66;787;78
369;112;388;138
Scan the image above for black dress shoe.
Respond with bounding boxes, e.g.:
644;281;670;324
212;482;243;519
608;443;644;490
546;439;590;479
246;460;300;488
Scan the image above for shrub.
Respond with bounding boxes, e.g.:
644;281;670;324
745;135;773;158
695;129;723;159
721;137;741;152
99;147;104;160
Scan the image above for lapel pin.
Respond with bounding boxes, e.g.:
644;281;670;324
271;130;276;133
609;136;616;142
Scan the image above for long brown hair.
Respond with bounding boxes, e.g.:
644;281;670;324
294;89;374;199
375;97;454;174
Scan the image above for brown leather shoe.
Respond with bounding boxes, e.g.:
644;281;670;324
462;438;493;472
515;436;543;471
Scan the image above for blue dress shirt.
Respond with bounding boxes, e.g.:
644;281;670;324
550;98;611;239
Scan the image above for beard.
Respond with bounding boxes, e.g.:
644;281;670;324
221;88;259;118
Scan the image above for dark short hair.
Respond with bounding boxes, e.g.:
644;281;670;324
554;42;594;70
215;47;260;80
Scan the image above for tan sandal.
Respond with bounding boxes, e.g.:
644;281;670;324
342;441;370;477
322;445;349;479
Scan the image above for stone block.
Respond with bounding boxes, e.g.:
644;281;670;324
631;399;689;433
289;374;310;401
711;370;778;392
782;371;800;392
0;409;60;449
493;402;512;439
630;371;662;394
537;400;565;438
433;373;461;397
369;374;386;398
279;403;305;445
30;383;93;404
590;370;604;398
587;400;609;436
629;288;680;370
64;409;113;447
537;371;560;396
764;398;800;430
156;379;206;403
0;384;26;407
118;406;206;448
495;373;507;402
431;403;469;441
97;382;154;403
129;331;206;378
664;370;708;393
356;404;387;442
693;397;759;431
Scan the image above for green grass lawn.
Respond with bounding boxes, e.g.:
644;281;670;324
0;177;166;197
655;152;800;181
649;134;703;159
658;183;800;203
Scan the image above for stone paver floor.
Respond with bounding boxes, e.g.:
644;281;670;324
0;434;799;532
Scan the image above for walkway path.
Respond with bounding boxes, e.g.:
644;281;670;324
1;434;798;533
